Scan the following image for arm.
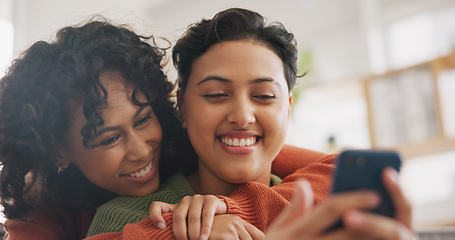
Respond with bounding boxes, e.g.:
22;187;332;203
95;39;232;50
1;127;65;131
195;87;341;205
161;147;335;238
150;146;334;236
272;144;332;178
86;147;335;239
264;170;419;240
84;215;174;240
219;149;335;230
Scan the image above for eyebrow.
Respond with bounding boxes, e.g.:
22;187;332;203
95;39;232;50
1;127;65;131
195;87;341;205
90;106;147;139
197;75;282;88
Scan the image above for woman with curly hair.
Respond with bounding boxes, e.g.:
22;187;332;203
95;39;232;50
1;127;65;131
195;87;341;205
0;18;328;239
0;19;185;239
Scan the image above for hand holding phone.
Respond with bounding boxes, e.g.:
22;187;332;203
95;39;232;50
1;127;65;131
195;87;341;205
328;150;402;230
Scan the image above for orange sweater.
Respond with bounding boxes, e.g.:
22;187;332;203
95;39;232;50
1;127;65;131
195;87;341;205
84;146;335;240
3;145;334;240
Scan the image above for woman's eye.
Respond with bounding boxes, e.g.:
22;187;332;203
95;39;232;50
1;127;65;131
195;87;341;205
100;135;120;146
135;114;152;127
253;94;277;103
254;95;276;99
203;93;229;98
203;93;230;103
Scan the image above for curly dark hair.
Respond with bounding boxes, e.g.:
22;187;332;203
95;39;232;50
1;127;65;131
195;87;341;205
172;7;298;93
0;20;183;219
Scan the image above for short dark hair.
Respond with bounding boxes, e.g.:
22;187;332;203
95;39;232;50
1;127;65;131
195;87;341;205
0;19;182;219
173;7;298;93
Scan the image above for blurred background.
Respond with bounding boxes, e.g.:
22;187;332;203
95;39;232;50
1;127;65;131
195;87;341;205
1;0;454;230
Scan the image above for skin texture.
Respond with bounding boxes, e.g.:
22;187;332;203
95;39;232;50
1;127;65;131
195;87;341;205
58;71;162;197
180;40;293;197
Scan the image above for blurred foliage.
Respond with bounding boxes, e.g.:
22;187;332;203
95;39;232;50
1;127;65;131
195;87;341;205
291;48;313;115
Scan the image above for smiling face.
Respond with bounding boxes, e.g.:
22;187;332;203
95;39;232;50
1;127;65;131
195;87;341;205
180;40;292;195
58;71;162;197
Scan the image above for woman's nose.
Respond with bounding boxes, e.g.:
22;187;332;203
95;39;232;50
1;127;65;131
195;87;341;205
125;134;150;161
227;98;256;128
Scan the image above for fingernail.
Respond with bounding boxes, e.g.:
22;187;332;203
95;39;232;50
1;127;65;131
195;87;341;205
387;168;399;183
347;210;365;227
200;234;207;240
367;192;380;206
157;222;166;229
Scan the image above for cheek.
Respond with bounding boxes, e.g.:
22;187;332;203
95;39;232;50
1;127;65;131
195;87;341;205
149;122;163;141
261;105;290;137
186;105;220;130
70;148;121;175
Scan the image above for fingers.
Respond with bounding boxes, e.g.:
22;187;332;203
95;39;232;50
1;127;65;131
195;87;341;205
243;221;265;240
173;196;191;240
209;215;263;240
291;179;314;216
199;195;227;240
268;179;313;229
343;210;418;240
382;167;412;228
237;224;254;240
172;195;228;240
295;190;380;235
149;201;175;229
338;168;417;240
186;196;204;240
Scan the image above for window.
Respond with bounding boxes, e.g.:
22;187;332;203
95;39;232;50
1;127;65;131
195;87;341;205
0;19;14;78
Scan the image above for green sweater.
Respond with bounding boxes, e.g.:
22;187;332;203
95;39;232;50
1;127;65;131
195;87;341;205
86;174;195;236
86;173;282;237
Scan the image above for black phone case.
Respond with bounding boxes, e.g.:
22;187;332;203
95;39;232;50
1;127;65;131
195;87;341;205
327;150;402;231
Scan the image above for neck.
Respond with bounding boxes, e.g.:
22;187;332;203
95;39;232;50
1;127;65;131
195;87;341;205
187;161;272;196
188;171;238;196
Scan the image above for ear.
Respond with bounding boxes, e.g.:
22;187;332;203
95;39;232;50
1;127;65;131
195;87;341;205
288;92;293;117
55;143;71;169
177;90;187;128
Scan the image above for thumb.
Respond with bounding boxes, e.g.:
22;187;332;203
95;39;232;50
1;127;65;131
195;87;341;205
290;178;314;218
274;178;314;227
149;202;175;229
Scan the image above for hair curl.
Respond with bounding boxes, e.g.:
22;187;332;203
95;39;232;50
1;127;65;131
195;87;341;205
173;7;298;93
0;20;183;219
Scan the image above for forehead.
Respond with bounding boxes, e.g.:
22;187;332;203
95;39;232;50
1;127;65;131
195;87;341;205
99;71;132;99
188;40;288;92
191;40;286;85
69;72;133;121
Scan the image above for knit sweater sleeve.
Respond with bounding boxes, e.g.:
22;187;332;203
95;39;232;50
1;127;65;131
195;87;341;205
272;144;334;178
84;214;175;240
218;149;335;230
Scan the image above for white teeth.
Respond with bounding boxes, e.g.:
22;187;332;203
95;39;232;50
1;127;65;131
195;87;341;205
128;161;153;178
221;137;257;147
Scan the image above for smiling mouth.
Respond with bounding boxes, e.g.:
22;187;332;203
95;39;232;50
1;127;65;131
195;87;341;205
220;136;257;147
127;161;153;178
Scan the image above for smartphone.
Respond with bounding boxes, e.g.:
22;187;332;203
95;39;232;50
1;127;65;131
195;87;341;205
328;150;402;230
